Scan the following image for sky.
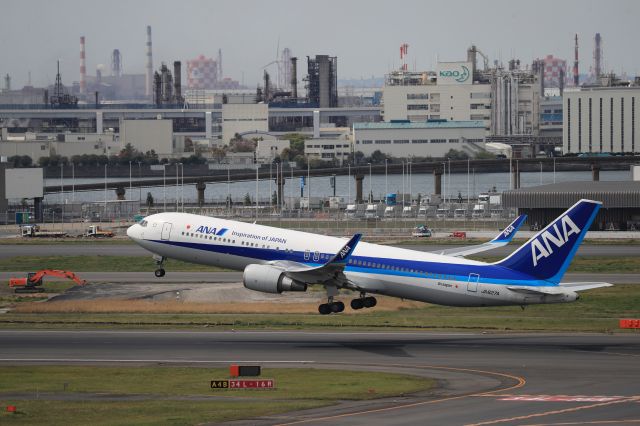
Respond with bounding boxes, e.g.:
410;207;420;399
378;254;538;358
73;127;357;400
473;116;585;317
2;0;639;89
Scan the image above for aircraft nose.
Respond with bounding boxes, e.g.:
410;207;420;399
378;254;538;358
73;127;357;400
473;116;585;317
127;224;138;240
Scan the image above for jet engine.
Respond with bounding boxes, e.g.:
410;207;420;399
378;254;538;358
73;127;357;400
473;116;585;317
243;264;307;294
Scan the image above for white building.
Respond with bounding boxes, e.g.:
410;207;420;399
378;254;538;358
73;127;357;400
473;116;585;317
120;119;173;157
304;138;352;164
221;104;268;144
563;87;639;154
255;137;290;163
0;133;119;162
383;62;491;132
383;60;542;138
352;121;486;158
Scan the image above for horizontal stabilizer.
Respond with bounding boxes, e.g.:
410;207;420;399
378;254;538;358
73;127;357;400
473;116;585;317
507;285;567;295
559;282;613;292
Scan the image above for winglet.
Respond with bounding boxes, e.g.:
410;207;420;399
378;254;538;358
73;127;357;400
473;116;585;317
490;214;527;244
328;233;362;265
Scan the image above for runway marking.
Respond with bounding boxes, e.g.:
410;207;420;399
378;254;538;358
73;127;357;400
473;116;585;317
498;395;629;402
465;397;640;426
521;420;640;425
274;364;526;426
0;358;315;364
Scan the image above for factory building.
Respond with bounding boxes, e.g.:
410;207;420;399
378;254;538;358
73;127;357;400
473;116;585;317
383;47;543;141
563;86;640;154
382;63;491;130
352;121;485;158
306;55;338;108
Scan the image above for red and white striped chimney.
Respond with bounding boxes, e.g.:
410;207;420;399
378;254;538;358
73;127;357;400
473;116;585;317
80;36;87;94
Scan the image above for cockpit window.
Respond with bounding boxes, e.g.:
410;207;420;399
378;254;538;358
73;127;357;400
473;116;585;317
140;220;148;227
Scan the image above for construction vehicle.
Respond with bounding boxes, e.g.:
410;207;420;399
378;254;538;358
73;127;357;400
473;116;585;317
84;225;114;238
9;269;87;293
20;224;67;238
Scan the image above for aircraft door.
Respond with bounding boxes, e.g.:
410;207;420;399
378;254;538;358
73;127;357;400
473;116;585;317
467;273;479;292
161;222;172;241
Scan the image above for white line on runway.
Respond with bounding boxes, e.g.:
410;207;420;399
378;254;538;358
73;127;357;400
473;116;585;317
0;330;477;337
0;358;316;364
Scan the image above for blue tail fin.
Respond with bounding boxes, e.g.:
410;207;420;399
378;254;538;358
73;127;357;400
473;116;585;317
490;214;527;244
496;199;601;283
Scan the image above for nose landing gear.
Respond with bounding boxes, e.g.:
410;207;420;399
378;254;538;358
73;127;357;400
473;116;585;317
153;255;166;278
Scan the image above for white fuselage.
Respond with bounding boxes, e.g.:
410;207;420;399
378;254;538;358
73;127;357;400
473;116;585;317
127;212;574;307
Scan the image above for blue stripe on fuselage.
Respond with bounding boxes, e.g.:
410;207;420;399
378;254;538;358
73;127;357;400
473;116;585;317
147;238;552;287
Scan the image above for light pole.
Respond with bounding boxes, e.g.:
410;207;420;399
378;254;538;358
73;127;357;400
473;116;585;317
180;163;184;211
368;162;372;203
447;158;451;204
255;164;259;220
553;156;556;183
269;162;272;208
104;163;107;218
307;161;310;212
175;163;179;211
402;160;405;207
384;158;388;197
348;163;351;204
137;161;142;202
129;161;132;201
408;159;412;205
466;157;470;205
71;162;75;203
60;163;63;227
162;164;166;212
227;163;231;214
442;162;446;204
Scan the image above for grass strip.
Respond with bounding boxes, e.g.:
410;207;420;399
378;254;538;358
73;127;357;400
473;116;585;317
0;366;434;425
2;285;639;332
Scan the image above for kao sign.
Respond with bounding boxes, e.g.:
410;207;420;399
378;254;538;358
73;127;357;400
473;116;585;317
436;62;472;85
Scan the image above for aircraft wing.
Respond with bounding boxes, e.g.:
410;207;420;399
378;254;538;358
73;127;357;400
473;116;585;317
267;233;362;285
432;214;527;257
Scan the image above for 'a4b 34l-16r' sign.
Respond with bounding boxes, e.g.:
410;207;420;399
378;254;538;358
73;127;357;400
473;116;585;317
211;379;275;389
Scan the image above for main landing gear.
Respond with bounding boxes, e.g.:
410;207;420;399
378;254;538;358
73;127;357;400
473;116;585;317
154;255;166;278
318;292;377;315
318;297;345;315
350;293;377;310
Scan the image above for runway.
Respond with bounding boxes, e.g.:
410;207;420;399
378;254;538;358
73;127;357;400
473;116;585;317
1;330;639;425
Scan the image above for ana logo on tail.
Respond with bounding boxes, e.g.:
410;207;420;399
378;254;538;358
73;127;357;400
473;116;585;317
531;215;581;267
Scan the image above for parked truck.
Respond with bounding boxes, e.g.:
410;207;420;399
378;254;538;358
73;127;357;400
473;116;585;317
84;225;114;238
20;225;67;238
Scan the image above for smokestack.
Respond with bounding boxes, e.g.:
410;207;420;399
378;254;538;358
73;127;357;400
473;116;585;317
573;33;579;86
594;33;602;78
80;36;86;95
173;61;182;103
291;57;298;99
111;49;122;77
145;26;153;98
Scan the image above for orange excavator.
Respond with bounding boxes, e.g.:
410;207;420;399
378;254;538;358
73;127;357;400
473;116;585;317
9;270;87;293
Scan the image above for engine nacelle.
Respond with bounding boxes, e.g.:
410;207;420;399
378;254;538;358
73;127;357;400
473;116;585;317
243;264;307;294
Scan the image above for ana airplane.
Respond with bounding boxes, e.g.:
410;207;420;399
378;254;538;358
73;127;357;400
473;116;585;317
127;199;611;314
